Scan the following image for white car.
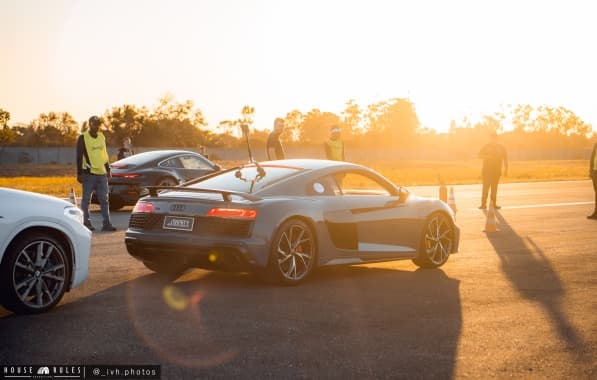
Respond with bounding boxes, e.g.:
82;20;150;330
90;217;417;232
0;188;91;314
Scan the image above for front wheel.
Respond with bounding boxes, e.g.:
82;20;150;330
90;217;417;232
266;219;317;285
0;233;70;314
412;212;454;268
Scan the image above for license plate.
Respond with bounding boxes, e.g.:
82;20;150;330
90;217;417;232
163;216;194;231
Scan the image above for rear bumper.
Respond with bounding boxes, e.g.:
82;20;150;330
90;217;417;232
109;184;149;205
124;231;270;270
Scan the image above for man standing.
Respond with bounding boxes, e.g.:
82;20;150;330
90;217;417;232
76;115;116;231
588;141;597;219
117;136;135;160
478;131;508;210
324;125;345;161
266;118;285;160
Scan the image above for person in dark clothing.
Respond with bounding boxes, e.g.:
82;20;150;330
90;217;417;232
478;132;508;210
266;118;285;160
117;137;134;160
588;141;597;219
76;115;116;232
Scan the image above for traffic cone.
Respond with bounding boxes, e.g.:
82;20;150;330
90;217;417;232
68;187;77;207
484;204;498;232
439;176;447;203
448;187;457;214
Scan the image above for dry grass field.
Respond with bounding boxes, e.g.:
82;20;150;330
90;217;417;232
0;160;589;197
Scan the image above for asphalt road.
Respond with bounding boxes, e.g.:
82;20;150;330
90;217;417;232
1;180;596;379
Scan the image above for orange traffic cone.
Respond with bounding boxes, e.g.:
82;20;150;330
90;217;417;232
484;204;498;232
68;187;77;207
439;176;447;203
448;187;457;214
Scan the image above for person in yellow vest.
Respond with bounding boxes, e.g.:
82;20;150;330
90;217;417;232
588;141;597;219
76;115;116;231
324;126;345;161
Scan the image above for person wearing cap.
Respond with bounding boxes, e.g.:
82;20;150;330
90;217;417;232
478;131;508;210
266;117;286;160
588;140;597;219
117;136;135;160
324;125;345;161
76;115;116;231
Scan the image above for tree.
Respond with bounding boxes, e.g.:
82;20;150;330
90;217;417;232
28;112;79;146
363;98;421;147
283;110;304;143
298;109;342;145
341;99;364;139
102;104;147;146
0;109;16;146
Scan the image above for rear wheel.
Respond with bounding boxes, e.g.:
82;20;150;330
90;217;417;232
266;219;316;285
109;195;124;211
0;232;70;314
413;212;454;268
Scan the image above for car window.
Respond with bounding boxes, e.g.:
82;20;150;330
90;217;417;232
308;175;341;196
180;155;212;170
160;157;182;168
336;172;392;196
188;165;302;193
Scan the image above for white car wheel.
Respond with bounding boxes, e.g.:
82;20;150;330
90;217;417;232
0;232;70;314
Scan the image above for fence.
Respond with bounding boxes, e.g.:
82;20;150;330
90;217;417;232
0;146;591;166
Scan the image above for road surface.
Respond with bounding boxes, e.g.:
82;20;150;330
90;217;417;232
1;180;596;379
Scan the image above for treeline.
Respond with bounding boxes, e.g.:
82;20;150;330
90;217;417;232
1;95;594;152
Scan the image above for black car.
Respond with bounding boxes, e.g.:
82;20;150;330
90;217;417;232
106;150;220;210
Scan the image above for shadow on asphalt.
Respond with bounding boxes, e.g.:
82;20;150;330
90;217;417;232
486;210;587;355
0;265;461;379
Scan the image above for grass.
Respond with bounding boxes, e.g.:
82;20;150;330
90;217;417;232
0;160;590;197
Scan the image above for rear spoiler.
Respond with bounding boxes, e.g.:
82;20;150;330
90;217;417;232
145;186;261;202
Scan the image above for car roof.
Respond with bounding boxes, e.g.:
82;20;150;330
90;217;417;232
258;159;362;171
113;150;201;164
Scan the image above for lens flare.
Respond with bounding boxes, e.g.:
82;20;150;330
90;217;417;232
162;285;189;311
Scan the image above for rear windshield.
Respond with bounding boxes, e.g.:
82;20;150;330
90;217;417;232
188;165;302;193
112;151;165;165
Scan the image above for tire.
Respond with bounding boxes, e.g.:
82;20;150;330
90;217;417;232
412;212;454;268
109;196;124;211
266;218;317;285
156;177;178;187
0;232;70;314
142;259;187;276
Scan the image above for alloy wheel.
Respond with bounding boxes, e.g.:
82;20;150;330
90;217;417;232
12;240;67;310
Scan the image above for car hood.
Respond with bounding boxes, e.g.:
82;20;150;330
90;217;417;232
0;187;74;208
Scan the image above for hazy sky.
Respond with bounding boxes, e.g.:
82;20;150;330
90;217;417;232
1;0;595;132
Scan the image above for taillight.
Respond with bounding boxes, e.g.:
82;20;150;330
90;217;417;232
112;173;140;179
133;202;155;213
206;208;257;219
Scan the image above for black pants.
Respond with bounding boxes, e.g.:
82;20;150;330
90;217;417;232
481;172;501;206
592;174;597;212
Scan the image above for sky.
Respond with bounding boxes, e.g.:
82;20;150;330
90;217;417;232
1;0;595;133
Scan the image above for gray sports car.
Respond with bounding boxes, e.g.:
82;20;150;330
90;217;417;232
125;159;460;284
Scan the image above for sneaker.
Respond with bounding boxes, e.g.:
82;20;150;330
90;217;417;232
102;224;117;232
478;205;487;210
587;214;597;220
84;223;95;231
494;205;502;210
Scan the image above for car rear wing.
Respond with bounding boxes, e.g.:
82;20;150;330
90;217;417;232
145;186;262;202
